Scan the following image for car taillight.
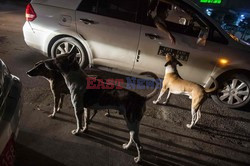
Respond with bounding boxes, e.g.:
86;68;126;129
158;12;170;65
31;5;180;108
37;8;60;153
25;4;36;21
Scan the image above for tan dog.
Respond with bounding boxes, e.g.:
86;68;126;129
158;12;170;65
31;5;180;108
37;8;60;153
153;54;218;128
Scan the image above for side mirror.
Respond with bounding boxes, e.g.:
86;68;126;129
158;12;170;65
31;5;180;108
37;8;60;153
197;28;209;46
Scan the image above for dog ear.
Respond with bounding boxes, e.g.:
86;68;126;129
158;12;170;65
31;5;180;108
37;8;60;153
67;46;78;62
165;54;172;62
35;60;44;66
171;55;183;67
177;60;183;66
44;59;57;70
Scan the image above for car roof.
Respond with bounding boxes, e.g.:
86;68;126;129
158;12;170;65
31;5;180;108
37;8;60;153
31;0;82;10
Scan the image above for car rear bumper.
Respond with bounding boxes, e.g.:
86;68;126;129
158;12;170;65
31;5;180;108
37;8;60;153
23;22;49;56
0;75;22;166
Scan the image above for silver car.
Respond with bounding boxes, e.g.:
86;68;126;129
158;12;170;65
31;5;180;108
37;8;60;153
23;0;250;108
0;59;22;166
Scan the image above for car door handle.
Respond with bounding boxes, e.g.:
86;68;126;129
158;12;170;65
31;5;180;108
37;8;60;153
145;33;160;40
80;18;96;25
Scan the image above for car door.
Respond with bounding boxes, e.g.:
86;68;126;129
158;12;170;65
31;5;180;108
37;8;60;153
76;0;140;72
133;0;221;85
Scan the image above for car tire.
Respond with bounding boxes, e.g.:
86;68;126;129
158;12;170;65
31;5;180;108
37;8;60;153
50;37;89;69
211;73;250;108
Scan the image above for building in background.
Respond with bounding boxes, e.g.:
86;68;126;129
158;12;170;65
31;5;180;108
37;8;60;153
190;0;250;43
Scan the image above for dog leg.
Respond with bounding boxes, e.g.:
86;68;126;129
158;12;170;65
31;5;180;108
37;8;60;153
105;109;110;117
122;131;134;150
124;121;142;163
195;107;201;125
186;108;197;129
89;109;97;123
163;91;171;105
49;94;60;118
132;125;142;163
153;88;167;104
72;108;84;135
82;108;89;132
57;95;65;112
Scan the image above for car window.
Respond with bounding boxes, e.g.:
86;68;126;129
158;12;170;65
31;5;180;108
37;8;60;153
144;1;205;38
77;0;139;22
143;1;228;44
209;29;228;44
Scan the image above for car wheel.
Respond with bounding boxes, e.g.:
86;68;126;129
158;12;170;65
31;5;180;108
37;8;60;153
212;74;250;108
51;37;89;68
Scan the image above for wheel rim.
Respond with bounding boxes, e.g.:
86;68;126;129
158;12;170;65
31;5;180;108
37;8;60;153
218;78;250;105
55;42;82;64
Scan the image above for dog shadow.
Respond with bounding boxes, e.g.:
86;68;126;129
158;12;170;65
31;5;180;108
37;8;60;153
39;107;250;165
90;120;250;165
195;124;250;143
156;103;250;141
79;120;250;166
79;128;208;166
202;111;250;124
156;102;189;111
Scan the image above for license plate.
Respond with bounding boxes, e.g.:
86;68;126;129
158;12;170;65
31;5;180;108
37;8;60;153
158;46;190;61
0;134;15;166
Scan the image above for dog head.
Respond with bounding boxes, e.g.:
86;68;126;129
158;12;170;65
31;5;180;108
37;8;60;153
27;60;55;78
164;54;183;75
164;54;183;68
44;46;80;73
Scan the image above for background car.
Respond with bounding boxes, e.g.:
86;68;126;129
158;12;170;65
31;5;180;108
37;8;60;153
23;0;250;108
0;59;22;166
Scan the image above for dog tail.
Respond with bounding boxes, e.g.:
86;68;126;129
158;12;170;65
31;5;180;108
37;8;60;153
204;77;218;93
140;72;159;100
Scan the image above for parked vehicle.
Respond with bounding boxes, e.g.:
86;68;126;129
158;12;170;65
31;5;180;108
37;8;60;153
0;59;22;166
23;0;250;108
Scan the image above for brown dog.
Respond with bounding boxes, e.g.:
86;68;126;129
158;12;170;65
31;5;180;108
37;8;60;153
153;54;218;128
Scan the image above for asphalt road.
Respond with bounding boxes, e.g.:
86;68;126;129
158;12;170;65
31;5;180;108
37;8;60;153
0;1;250;166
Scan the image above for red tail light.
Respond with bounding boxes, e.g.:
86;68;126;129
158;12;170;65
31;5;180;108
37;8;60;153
25;4;37;21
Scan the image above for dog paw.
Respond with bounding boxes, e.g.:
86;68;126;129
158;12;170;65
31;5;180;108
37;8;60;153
134;156;141;163
56;109;61;113
163;101;168;105
122;143;130;150
153;101;158;105
71;129;80;135
80;127;88;133
48;114;55;119
186;124;193;129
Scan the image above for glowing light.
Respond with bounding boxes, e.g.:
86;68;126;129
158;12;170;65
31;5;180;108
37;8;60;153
200;0;222;4
205;8;213;16
218;58;229;65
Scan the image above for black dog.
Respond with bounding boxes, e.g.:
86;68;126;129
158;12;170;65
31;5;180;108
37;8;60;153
27;61;110;119
27;61;69;118
43;47;159;163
